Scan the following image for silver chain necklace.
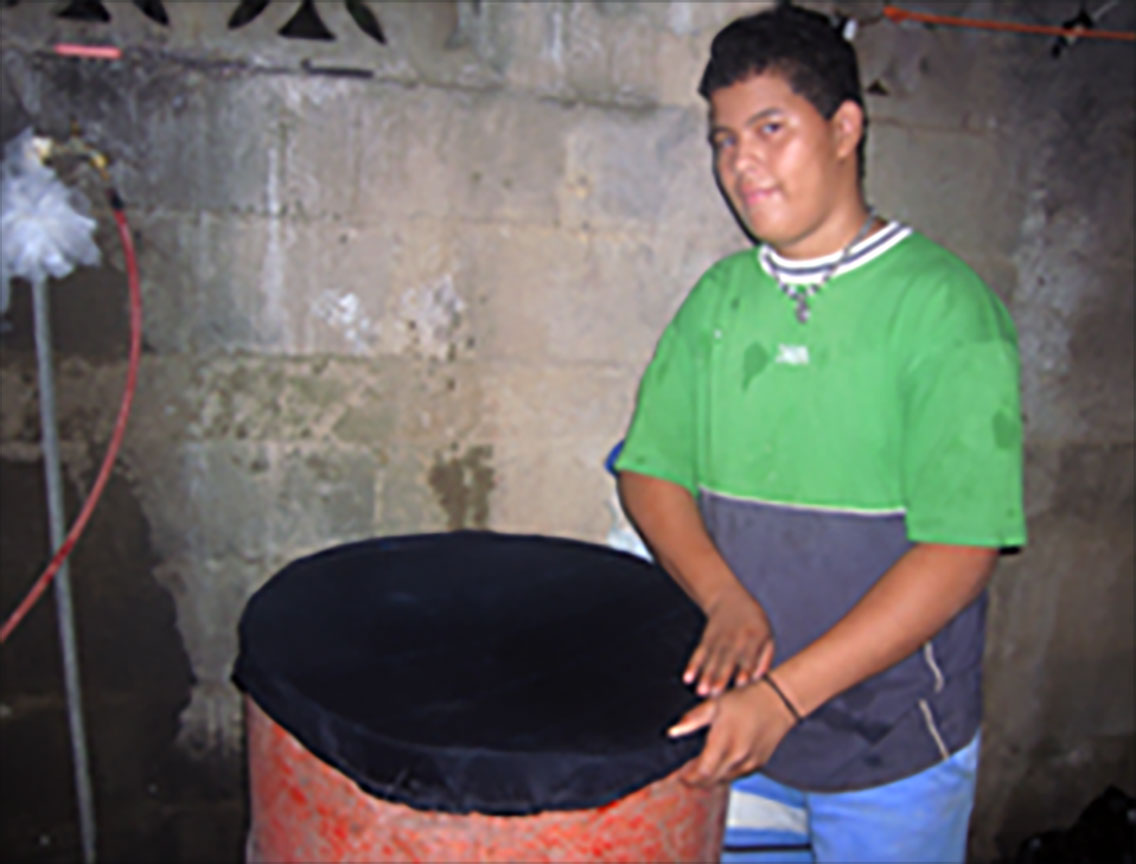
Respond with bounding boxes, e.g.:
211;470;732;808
763;209;877;323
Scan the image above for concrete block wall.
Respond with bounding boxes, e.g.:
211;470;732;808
0;2;1132;861
857;6;1135;858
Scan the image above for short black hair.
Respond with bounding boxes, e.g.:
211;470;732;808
699;5;867;181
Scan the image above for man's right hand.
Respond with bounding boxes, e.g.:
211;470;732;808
685;582;774;697
616;470;774;696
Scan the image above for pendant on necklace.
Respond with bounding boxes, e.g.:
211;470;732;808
795;299;811;323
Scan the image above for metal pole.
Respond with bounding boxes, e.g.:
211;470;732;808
31;277;97;864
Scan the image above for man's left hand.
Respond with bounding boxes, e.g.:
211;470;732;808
667;677;798;786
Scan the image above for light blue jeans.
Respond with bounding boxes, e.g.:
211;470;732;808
721;735;981;864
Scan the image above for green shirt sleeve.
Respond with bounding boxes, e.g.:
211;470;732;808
899;269;1027;548
614;293;702;496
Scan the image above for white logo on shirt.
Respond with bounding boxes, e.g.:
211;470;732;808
775;344;810;366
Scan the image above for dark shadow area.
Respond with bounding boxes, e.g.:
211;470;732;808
0;459;244;862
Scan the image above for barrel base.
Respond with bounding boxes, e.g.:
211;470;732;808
246;697;727;863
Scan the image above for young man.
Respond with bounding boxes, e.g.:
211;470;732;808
613;6;1025;863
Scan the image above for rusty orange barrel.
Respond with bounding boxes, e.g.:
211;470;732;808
233;532;727;863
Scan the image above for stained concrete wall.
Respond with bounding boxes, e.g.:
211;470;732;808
851;6;1134;859
0;1;1131;862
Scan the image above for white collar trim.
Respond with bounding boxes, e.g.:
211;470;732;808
758;221;912;285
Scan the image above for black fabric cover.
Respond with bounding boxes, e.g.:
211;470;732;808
232;531;708;815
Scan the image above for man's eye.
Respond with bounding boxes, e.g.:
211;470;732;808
760;122;782;135
711;136;735;152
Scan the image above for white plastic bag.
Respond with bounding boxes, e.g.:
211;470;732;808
1;128;101;314
605;489;654;561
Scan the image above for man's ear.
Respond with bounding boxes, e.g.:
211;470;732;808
831;99;864;162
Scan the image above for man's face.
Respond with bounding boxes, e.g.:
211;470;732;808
708;70;859;259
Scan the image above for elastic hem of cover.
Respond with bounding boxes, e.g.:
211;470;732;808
232;652;707;817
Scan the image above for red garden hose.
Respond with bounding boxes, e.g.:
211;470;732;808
882;5;1135;41
0;190;141;644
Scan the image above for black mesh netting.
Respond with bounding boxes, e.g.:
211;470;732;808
232;531;709;815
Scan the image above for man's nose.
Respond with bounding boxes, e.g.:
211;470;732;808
729;135;763;175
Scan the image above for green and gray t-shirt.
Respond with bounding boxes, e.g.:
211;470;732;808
616;223;1026;791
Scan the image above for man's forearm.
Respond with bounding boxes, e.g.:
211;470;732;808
770;543;998;717
620;470;777;694
616;471;742;612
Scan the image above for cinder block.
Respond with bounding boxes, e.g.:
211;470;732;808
984;500;1135;749
176;680;244;761
377;443;449;534
132;210;403;356
655;32;709;107
130;440;376;562
1015;115;1133;271
451;221;586;363
974;731;1135;864
0;0;159;48
228;1;410;77
273;441;378;546
131;441;272;560
135;209;481;360
52;357;129;444
484;432;622;542
121;74;280;215
959;252;1021;309
1016;263;1134;444
558;2;617;104
328;360;407;449
0;458;73;699
542;224;745;366
868;124;1025;258
128;210;283;353
0;367;39;444
171;355;391;444
274;76;369;221
558;104;727;233
856;21;1008;134
0;698;78;856
471;361;638;444
154;556;259;685
604;9;702;107
647;1;771;40
369;2;502;91
485;4;574;99
541;229;666;366
381;357;486;447
377;216;472;362
1047;533;1134;735
355;86;569;225
279;220;399;356
1;1;412;82
493;1;763;108
1023;440;1134;526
